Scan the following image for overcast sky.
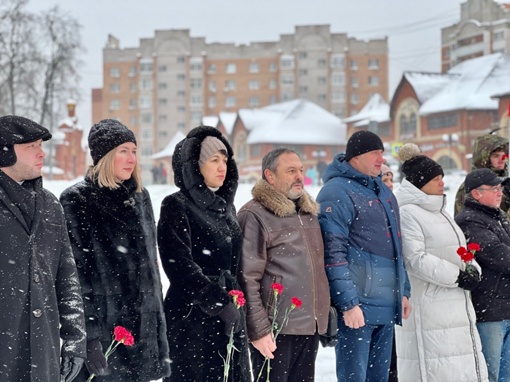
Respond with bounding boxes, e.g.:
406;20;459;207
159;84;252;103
27;0;466;128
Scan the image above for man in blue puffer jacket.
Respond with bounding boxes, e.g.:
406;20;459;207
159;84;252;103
317;130;411;382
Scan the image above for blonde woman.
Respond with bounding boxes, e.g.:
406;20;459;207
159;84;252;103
60;119;170;382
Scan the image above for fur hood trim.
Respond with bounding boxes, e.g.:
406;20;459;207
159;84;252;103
251;179;319;217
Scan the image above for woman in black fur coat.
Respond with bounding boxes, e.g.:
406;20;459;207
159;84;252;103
157;126;251;382
60;119;171;381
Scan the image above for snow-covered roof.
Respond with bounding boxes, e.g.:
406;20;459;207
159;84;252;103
420;53;510;115
344;93;390;126
59;116;83;131
239;99;346;145
202;115;219;128
219;112;237;135
404;72;456;104
152;131;186;159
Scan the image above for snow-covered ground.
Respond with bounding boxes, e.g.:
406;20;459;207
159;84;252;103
45;172;466;381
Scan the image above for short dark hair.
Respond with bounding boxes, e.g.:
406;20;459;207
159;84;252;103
261;148;298;180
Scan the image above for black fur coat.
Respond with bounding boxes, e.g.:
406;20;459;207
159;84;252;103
157;126;251;382
60;176;170;382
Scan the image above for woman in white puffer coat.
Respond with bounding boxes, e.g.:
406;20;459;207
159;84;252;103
394;144;488;382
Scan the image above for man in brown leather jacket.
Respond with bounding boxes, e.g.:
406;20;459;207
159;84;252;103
238;148;330;381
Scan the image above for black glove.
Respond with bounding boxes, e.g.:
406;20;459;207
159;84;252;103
218;302;242;335
85;339;109;376
457;269;480;291
61;356;84;382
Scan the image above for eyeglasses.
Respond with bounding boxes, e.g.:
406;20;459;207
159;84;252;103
476;185;503;193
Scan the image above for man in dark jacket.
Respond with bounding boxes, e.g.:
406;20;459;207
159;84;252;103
238;148;330;381
317;130;411;382
455;168;510;382
0;115;86;382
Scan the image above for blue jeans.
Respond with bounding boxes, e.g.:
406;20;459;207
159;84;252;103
335;321;393;382
477;320;510;382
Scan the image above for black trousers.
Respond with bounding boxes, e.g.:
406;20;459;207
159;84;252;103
250;333;320;382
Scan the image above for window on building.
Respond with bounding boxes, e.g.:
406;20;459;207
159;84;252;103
190;95;202;106
298;52;307;59
158;130;167;138
350;93;359;105
139;96;151;109
158;98;167;106
158;82;167;90
110;83;120;93
130;83;137;93
330;55;345;68
269;79;277;89
368;76;379;86
209;81;216;92
249;96;259;107
190;112;202;123
318;94;327;102
332;91;345;103
269;62;277;72
249;80;259;90
226;63;237;73
208;64;216;74
140;62;153;72
128;67;137;77
110;100;120;110
318;77;327;85
177;90;186;97
177;74;186;80
141;113;152;123
400;113;417;135
318;58;327;67
130;116;138;126
141;146;153;156
350;59;358;70
249;62;259;73
332;73;345;86
225;80;236;90
282;93;293;101
351;77;359;88
129;99;137;109
281;75;294;86
177;123;186;130
110;67;120;78
159;115;167;123
208;97;216;108
427;113;458;130
368;58;379;69
158;65;167;72
298;69;308;76
269;95;277;104
190;61;202;71
141;127;153;140
226;96;236;107
190;79;202;89
177;56;186;64
494;31;505;41
299;86;308;94
141;79;153;90
177;106;186;112
280;55;294;70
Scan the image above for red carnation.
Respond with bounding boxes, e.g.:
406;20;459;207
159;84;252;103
271;283;284;295
457;246;467;256
291;297;302;309
467;242;481;252
114;326;135;346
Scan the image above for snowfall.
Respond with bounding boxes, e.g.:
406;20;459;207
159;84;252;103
45;171;466;381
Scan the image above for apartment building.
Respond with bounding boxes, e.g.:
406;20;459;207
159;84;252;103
441;0;510;72
92;25;388;182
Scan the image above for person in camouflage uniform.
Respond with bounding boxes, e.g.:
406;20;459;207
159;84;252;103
454;134;509;216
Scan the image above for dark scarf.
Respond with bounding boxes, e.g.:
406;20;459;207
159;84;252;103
0;170;37;229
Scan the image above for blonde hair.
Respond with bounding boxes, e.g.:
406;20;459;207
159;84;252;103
88;148;143;192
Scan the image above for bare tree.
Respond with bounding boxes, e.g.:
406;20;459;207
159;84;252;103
0;0;83;125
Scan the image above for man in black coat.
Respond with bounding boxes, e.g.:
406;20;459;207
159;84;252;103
455;168;510;382
0;116;86;382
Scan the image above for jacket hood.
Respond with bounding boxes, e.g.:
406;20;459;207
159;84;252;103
472;134;508;173
172;126;238;209
322;153;380;191
251;179;319;217
396;178;446;212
